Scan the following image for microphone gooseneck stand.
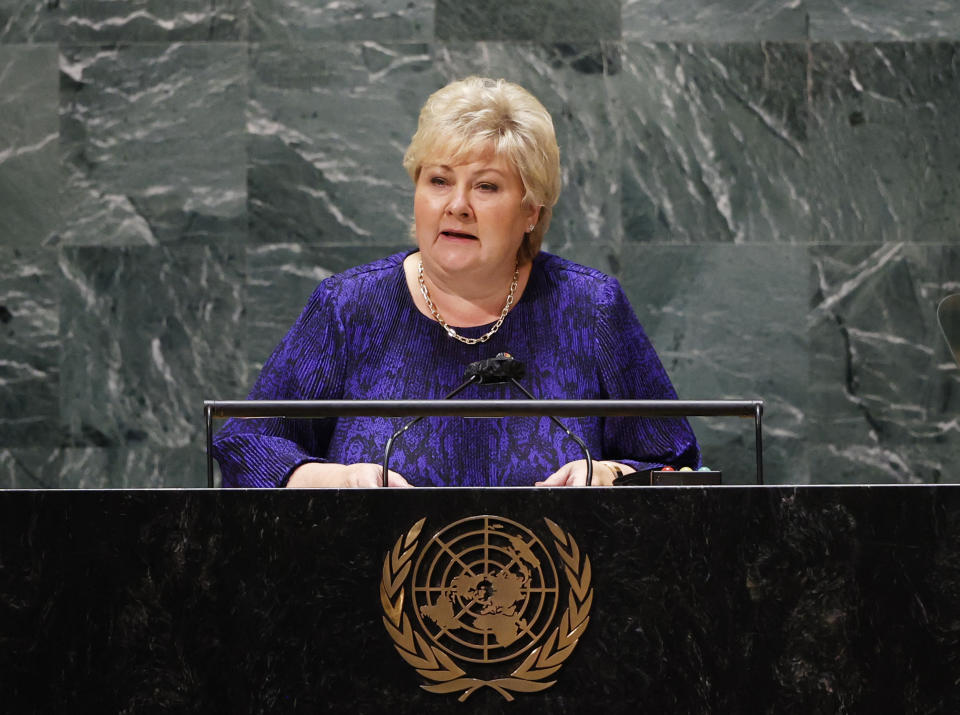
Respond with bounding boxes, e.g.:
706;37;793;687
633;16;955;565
381;375;479;487
507;377;593;486
381;353;594;486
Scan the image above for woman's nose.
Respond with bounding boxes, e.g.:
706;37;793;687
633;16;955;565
446;188;473;219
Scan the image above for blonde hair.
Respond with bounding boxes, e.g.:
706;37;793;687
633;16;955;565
403;77;562;262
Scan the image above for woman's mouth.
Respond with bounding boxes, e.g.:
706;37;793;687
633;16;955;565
440;230;478;240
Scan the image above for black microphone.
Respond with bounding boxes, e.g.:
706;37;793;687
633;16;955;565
381;353;595;486
464;353;526;383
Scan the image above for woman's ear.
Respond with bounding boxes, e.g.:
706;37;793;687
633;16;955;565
528;203;544;227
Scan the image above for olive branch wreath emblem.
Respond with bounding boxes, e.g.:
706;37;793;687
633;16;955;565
379;516;593;702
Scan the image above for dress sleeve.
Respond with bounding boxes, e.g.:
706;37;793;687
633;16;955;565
595;277;701;472
212;281;346;487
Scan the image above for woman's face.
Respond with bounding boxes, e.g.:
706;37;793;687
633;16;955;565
414;151;539;277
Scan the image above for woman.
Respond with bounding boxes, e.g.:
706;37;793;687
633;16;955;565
213;76;700;488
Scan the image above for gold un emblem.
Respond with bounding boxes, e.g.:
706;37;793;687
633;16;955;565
380;515;593;702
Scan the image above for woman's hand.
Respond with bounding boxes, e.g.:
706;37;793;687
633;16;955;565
535;460;633;487
286;462;413;488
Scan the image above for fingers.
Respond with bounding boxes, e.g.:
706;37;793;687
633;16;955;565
349;465;382;488
536;463;577;487
536;460;615;487
385;470;414;488
286;463;416;488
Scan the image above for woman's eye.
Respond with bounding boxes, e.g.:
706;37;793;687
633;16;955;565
478;182;498;192
429;176;447;186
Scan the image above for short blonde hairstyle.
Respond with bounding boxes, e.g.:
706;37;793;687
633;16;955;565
403;76;562;262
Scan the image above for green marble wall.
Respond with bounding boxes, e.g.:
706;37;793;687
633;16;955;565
1;1;958;487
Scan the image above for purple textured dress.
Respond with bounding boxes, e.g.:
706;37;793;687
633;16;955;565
213;251;700;487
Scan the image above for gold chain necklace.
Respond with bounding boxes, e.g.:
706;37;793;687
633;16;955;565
418;259;519;345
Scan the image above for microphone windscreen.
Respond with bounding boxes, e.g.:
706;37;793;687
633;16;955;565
465;352;526;384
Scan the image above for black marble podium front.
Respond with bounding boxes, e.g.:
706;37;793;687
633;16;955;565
2;486;959;713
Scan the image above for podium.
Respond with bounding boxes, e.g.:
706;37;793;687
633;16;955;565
2;485;959;712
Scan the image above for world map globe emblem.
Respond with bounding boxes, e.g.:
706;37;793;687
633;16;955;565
411;515;560;664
